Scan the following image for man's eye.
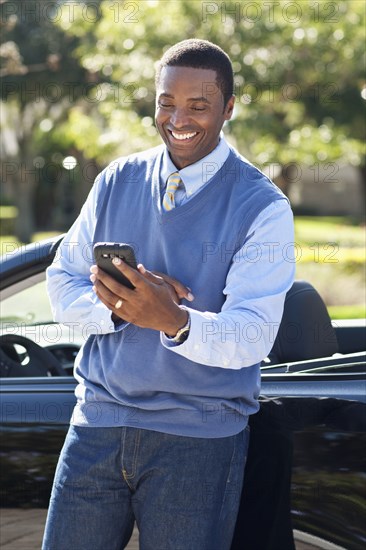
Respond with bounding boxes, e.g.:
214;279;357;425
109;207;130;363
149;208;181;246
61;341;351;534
159;103;173;108
192;106;206;111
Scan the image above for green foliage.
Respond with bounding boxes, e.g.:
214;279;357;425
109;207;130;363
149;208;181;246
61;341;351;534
50;0;366;165
0;0;87;105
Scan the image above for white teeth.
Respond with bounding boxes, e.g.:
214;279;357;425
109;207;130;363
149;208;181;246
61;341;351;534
171;131;197;140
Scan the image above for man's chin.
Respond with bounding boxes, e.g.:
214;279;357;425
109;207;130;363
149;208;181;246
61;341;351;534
167;150;201;169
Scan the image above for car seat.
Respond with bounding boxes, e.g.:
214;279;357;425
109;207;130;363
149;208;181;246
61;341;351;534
268;280;339;364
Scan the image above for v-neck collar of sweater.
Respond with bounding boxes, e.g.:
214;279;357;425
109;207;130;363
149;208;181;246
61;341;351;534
152;146;237;221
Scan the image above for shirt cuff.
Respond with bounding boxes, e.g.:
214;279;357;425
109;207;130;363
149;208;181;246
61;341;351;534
160;307;220;360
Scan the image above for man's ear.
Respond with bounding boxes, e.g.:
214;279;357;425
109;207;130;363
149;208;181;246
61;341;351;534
224;95;235;119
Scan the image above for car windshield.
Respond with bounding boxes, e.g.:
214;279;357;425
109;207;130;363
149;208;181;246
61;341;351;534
0;280;53;327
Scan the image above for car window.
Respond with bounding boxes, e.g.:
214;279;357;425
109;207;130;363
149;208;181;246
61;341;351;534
0;280;53;327
0;273;83;377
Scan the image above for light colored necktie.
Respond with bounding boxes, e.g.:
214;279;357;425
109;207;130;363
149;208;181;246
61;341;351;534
163;172;182;211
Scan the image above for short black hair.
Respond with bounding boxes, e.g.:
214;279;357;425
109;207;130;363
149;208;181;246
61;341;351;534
155;39;234;106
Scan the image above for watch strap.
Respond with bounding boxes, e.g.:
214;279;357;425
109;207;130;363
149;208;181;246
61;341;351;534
167;309;191;343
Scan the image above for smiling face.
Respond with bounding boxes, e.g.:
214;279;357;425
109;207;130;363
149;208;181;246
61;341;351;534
155;66;235;169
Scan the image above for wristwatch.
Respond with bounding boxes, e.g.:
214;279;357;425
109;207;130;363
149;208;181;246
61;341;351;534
167;309;191;344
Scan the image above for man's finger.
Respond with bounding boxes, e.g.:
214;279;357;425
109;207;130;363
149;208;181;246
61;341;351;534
153;271;194;301
112;257;143;287
91;265;133;298
91;277;126;312
138;264;164;284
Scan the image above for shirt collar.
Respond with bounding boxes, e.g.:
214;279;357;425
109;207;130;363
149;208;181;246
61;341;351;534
160;135;230;195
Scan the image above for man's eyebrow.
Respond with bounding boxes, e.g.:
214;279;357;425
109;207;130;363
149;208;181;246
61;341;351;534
188;96;210;103
158;93;210;103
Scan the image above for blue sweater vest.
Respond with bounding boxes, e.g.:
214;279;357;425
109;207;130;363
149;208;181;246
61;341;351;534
73;145;287;437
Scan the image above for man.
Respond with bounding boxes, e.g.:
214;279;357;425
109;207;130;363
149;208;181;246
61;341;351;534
43;39;295;550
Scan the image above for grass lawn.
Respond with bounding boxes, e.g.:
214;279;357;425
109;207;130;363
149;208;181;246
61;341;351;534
328;304;366;319
294;217;365;318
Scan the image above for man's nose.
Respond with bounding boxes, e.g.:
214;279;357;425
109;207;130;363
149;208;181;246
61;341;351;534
170;108;191;128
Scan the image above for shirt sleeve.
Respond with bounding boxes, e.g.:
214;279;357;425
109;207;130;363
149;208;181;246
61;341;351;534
46;171;127;335
161;199;296;368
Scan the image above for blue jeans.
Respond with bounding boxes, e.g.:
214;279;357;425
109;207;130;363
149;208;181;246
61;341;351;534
42;425;249;550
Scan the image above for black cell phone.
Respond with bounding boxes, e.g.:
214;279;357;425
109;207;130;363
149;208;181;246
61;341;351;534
93;242;138;289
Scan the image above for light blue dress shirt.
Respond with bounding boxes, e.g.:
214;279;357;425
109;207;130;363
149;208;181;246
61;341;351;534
159;136;295;367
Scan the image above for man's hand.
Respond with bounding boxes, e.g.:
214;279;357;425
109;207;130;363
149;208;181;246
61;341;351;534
150;268;194;304
90;259;194;336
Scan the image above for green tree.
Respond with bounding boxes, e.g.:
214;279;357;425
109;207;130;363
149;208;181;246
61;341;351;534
54;0;365;179
0;0;94;241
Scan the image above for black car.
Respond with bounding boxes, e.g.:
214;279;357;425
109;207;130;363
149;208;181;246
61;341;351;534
1;236;365;550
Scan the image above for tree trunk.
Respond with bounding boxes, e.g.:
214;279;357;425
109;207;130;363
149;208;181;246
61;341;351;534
274;164;299;198
13;153;37;243
358;163;366;219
